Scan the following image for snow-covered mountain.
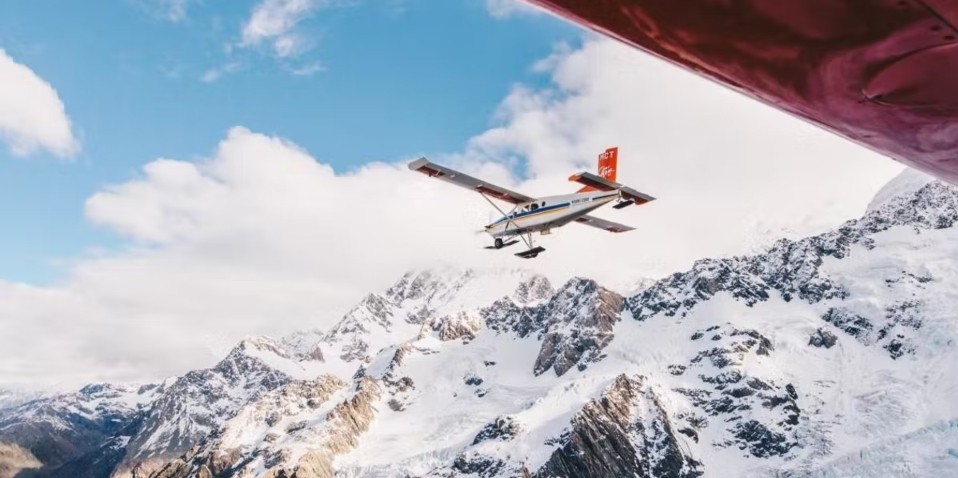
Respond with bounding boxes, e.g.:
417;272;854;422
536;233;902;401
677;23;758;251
2;169;958;477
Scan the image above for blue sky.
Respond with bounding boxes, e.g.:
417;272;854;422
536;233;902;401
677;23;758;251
0;0;578;283
0;1;907;389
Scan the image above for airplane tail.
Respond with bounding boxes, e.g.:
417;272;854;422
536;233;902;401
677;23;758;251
567;147;656;207
578;147;618;192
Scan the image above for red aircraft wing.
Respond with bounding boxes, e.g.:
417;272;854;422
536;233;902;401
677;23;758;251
528;0;958;184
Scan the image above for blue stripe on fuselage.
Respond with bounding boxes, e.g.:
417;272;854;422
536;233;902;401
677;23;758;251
487;193;617;227
488;201;570;227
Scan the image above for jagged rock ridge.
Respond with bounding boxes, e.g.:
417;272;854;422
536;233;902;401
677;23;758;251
3;171;958;477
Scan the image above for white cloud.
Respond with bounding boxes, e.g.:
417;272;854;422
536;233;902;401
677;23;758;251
160;0;198;22
200;61;243;83
486;0;541;19
241;0;343;58
0;49;79;158
0;38;903;391
285;61;326;76
132;0;200;22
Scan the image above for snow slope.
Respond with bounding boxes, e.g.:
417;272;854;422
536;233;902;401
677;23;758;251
3;171;958;477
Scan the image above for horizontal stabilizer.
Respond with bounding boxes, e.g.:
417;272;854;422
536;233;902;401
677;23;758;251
568;171;656;206
619;186;655;205
568;171;619;192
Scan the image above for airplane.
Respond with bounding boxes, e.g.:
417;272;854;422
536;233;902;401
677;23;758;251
408;147;655;258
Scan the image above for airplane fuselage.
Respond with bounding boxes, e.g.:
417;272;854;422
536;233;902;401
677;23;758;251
484;190;619;238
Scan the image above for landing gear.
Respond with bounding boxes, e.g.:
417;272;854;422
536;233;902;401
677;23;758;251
514;232;546;259
484;238;518;250
515;246;546;259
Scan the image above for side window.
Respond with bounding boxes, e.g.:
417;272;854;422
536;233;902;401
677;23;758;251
531;204;539;211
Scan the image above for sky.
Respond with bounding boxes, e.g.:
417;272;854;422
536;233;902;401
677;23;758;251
0;0;905;391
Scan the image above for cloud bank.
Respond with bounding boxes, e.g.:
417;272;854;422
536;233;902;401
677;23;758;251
241;0;342;58
0;50;79;159
0;39;902;391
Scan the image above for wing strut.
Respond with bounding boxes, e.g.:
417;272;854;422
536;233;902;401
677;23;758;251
480;192;542;257
479;192;511;218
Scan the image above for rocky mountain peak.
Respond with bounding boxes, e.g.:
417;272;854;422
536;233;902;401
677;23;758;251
512;274;554;305
866;168;935;214
5;173;958;478
534;374;701;478
384;268;467;303
231;336;290;359
628;176;958;322
534;278;624;376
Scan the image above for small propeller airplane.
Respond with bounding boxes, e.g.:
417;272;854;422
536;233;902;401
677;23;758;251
408;147;655;258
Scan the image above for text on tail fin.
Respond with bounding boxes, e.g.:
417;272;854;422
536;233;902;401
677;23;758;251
598;147;617;182
577;147;619;193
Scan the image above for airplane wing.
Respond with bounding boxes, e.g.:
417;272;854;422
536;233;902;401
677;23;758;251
574;215;635;233
528;0;958;185
569;171;656;205
408;158;535;205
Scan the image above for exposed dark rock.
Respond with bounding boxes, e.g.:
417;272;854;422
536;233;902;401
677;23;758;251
0;383;153;473
0;442;42;478
884;338;912;359
534;375;701;478
628;181;958;322
885;300;923;330
668;365;687;376
387;398;405;412
724;387;756;398
482;298;544;339
472;417;520;445
122;338;295;469
822;308;874;342
690;348;736;369
533;279;624;377
701;371;743;387
431;312;482;342
451;452;507;478
677;427;699;443
729;420;794;458
808;328;838;348
512;275;554;305
823;301;923;358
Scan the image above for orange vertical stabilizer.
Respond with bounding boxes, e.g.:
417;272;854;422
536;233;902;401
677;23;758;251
598;147;617;181
578;147;618;192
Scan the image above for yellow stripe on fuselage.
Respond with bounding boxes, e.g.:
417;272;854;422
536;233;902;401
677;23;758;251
485;194;617;231
486;204;571;230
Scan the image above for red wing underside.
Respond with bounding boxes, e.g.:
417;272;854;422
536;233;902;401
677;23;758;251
408;158;535;205
528;0;958;184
